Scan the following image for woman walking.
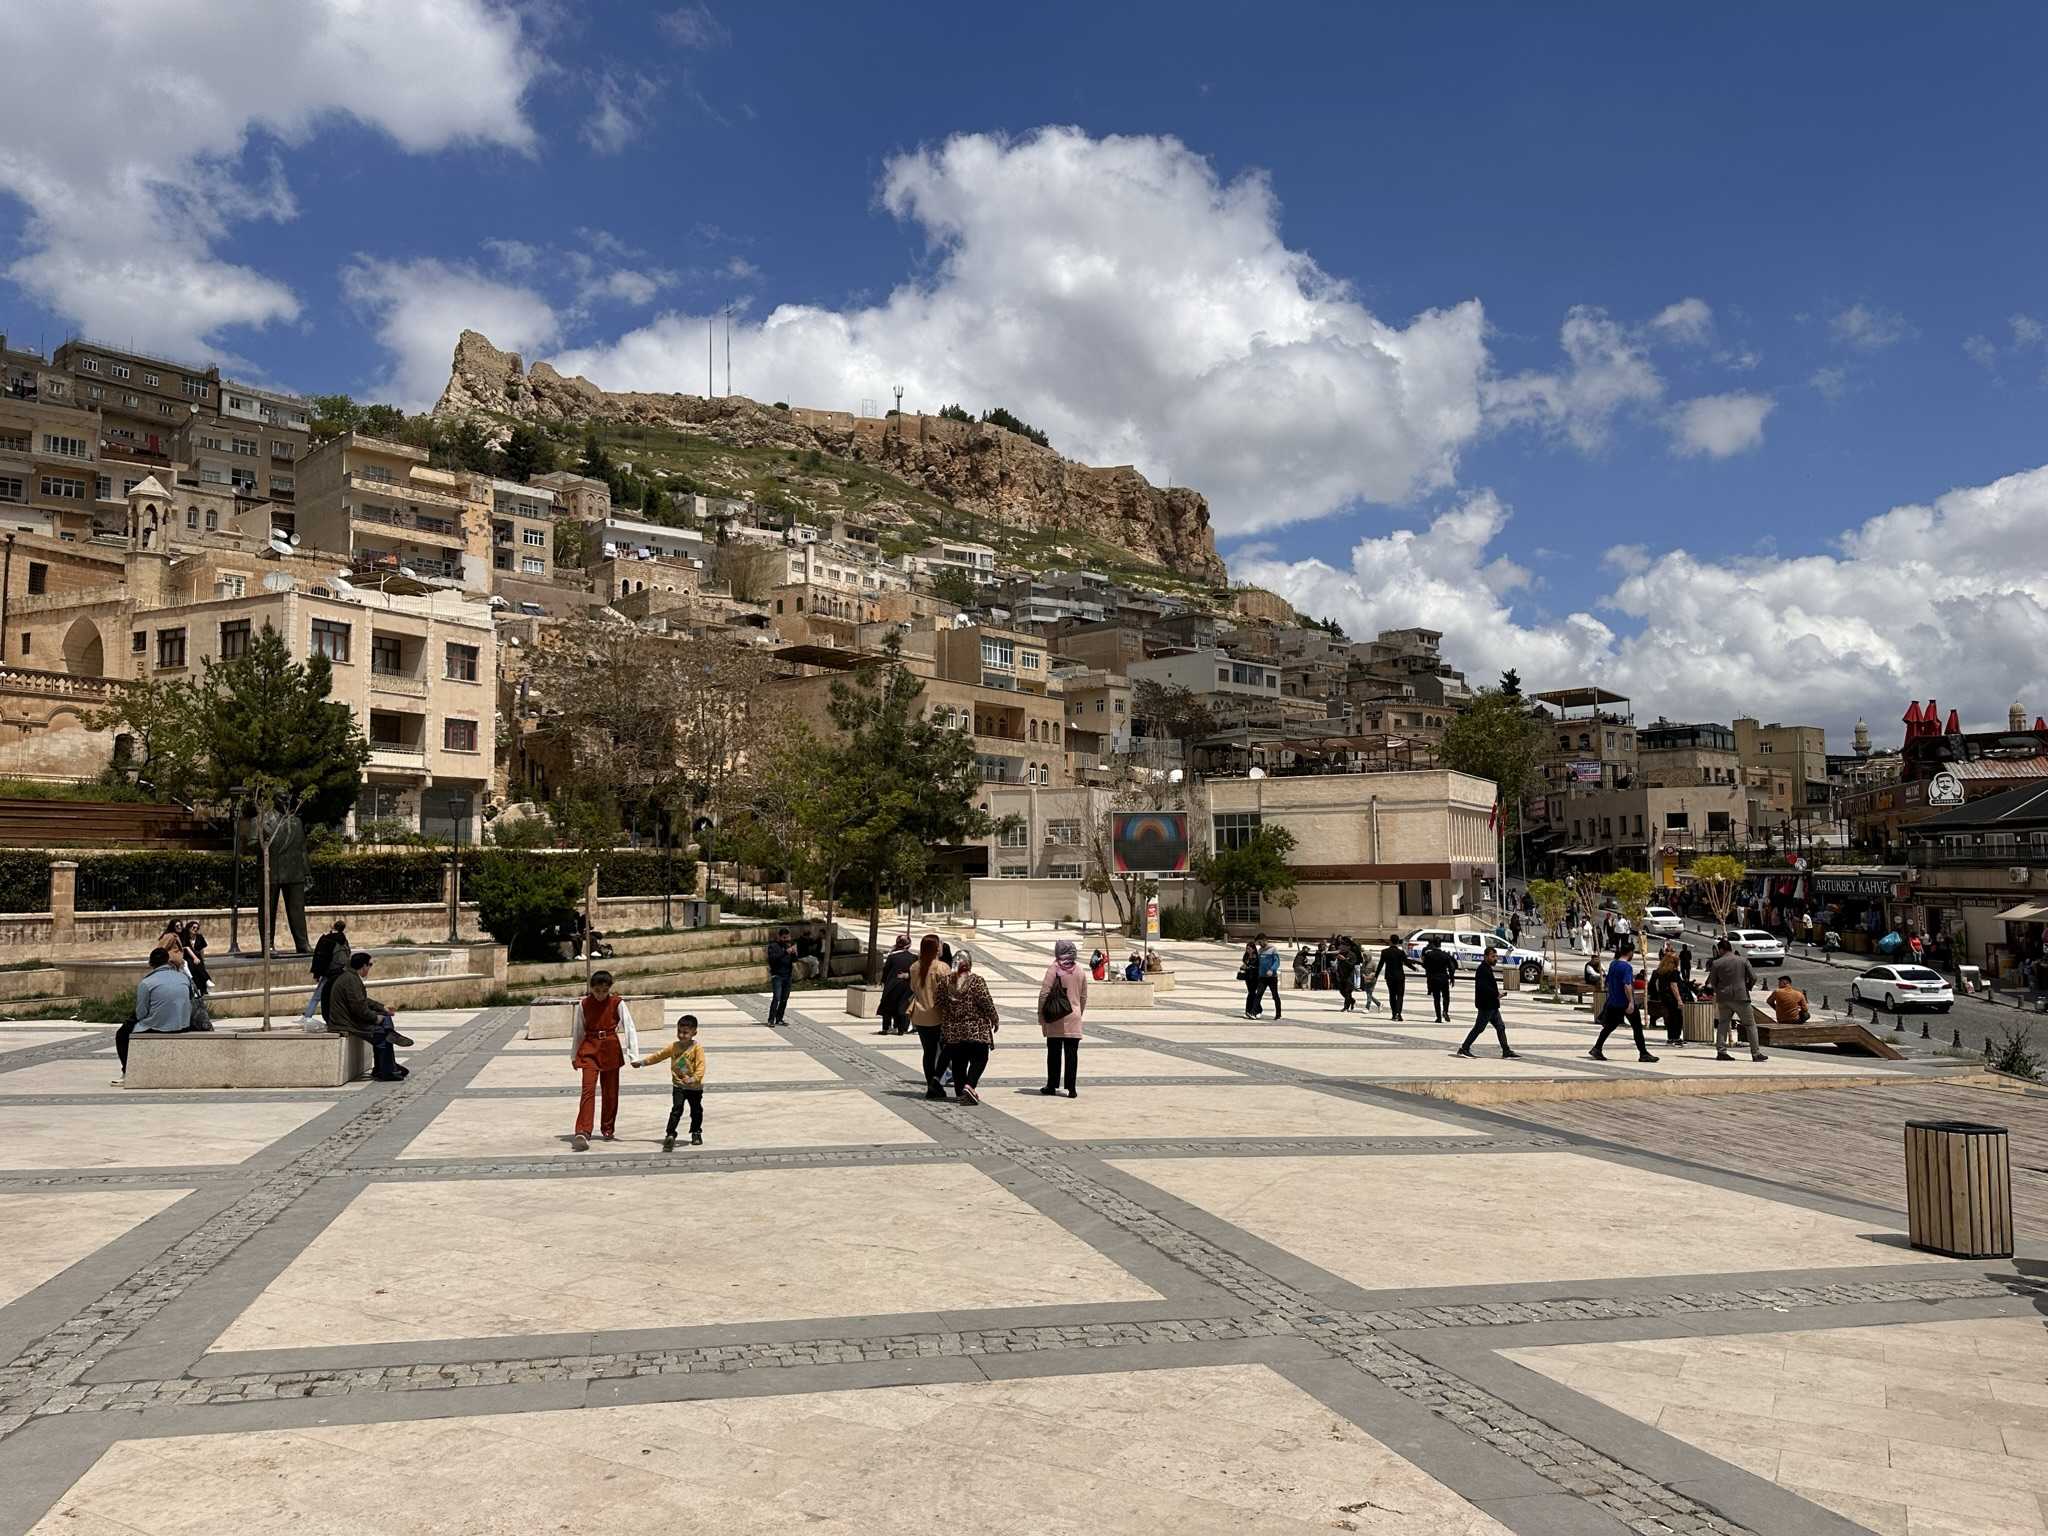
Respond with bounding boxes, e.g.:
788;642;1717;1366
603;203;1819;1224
1038;938;1086;1098
1647;948;1686;1045
907;934;948;1101
1239;939;1263;1018
939;948;1000;1105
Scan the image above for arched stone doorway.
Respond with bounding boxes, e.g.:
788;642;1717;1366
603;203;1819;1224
61;618;104;677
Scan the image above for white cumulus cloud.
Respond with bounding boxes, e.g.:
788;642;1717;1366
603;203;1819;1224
1670;392;1773;458
1483;306;1665;454
1241;465;2048;739
546;127;1492;535
1649;297;1713;345
0;0;540;359
1830;303;1909;351
342;257;559;409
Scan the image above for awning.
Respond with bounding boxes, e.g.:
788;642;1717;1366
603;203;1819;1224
1994;900;2048;924
1559;846;1599;857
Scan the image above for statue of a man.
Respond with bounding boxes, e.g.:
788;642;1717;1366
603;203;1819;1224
260;802;312;955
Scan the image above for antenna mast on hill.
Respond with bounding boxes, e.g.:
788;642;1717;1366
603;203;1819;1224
725;310;731;397
706;314;713;400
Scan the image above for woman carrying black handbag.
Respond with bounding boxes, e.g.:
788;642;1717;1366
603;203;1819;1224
1038;938;1087;1098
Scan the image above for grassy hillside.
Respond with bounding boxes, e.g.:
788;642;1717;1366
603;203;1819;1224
586;422;1225;600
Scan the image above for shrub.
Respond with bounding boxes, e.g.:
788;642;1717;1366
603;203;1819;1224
1159;904;1222;941
470;850;584;960
73;850;452;912
486;814;553;850
0;852;52;913
309;852;446;905
597;851;701;897
1986;1022;2043;1082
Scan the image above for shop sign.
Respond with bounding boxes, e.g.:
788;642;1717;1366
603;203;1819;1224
1927;770;1965;807
1812;872;1896;898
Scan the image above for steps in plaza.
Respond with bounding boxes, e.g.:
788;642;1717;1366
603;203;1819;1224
503;919;865;1001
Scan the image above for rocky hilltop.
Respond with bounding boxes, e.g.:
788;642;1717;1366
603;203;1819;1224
435;331;1225;583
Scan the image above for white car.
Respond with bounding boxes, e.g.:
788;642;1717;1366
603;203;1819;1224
1642;906;1683;939
1850;965;1955;1014
1722;929;1786;964
1403;927;1549;984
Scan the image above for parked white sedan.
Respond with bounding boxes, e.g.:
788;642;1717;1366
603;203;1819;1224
1642;906;1683;939
1849;965;1955;1014
1722;929;1787;964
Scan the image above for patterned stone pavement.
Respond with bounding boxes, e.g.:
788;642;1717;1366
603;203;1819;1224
0;932;2039;1536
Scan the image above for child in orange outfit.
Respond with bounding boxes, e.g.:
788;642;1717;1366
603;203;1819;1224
569;970;640;1151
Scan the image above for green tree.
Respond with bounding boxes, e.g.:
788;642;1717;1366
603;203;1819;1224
360;402;408;438
938;403;974;423
1438;688;1548;860
1192;825;1298;923
980;405;1050;448
1526;877;1570;994
554;519;588;569
1498;668;1522;697
500;422;555;483
927;567;979;608
1132;679;1218;774
441;416;497;474
307;394;362;440
577;430;613;481
89;624;369;827
1690;853;1746;932
471;850;584;960
1603;868;1654;951
819;636;995;980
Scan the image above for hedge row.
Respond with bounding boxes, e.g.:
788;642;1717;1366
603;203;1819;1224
0;853;52;914
67;848;700;914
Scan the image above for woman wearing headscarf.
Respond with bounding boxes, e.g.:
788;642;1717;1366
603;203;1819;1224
907;933;948;1101
1039;938;1086;1098
877;932;915;1036
939;947;1000;1105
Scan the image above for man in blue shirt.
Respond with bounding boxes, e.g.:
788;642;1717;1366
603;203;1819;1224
1589;942;1659;1063
113;942;198;1082
1255;935;1284;1019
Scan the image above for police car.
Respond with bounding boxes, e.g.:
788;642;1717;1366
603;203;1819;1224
1403;928;1549;984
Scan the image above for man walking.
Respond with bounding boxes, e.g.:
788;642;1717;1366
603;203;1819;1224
764;926;796;1026
1455;944;1519;1059
1589;942;1658;1063
1378;934;1410;1020
1421;936;1456;1022
1705;937;1767;1063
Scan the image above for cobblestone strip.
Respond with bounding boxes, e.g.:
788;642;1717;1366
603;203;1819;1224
0;1028;113;1074
19;1273;2018;1420
0;1009;517;1440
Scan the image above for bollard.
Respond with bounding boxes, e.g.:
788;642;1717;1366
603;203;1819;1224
1954;1028;1963;1047
1921;1020;1930;1039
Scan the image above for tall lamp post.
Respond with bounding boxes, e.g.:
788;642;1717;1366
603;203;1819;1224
445;792;465;944
227;786;251;954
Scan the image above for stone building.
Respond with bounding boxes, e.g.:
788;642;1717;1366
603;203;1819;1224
296;433;491;594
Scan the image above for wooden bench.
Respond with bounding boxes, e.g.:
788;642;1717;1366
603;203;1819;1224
125;1027;367;1089
1748;1004;1904;1059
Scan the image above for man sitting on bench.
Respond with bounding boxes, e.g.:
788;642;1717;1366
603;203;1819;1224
1768;975;1811;1027
323;952;414;1081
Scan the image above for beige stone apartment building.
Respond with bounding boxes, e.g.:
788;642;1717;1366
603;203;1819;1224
1204;770;1500;934
296;433;491;593
485;478;555;587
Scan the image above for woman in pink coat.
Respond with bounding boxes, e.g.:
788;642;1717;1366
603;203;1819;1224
1038;937;1087;1098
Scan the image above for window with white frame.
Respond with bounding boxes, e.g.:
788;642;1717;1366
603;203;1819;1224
109;363;130;380
40;475;86;500
181;379;208;399
142;372;159;387
0;477;23;503
521;556;544;575
521;527;545;546
41;434;87;459
980;636;1014;668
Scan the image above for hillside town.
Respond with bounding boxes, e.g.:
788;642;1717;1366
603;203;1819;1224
5;331;2046;984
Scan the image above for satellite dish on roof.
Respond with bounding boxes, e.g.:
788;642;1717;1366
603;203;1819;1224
399;566;417;580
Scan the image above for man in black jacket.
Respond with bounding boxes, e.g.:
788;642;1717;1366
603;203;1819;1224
1421;937;1456;1022
1455;945;1519;1058
876;933;915;1035
764;927;795;1026
1378;934;1410;1021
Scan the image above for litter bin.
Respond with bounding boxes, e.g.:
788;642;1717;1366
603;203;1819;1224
1905;1120;2012;1259
1680;999;1716;1043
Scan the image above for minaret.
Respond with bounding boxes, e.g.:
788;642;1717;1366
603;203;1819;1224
1853;718;1870;756
2012;701;2027;732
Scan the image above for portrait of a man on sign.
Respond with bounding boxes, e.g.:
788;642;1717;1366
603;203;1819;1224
1112;812;1189;873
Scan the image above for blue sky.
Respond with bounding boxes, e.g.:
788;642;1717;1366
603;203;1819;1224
4;1;2046;737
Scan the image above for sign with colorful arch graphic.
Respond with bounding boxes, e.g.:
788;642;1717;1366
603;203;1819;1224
1111;811;1189;874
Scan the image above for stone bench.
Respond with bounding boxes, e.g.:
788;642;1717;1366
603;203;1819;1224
1092;979;1155;1008
524;996;663;1041
125;1027;367;1089
1149;972;1177;993
844;985;879;1018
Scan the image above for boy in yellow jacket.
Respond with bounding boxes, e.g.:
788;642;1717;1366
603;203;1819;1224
634;1014;705;1150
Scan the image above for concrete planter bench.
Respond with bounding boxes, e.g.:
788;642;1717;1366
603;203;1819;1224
525;996;666;1041
1149;972;1177;993
1094;979;1155;1007
125;1027;367;1089
843;985;879;1018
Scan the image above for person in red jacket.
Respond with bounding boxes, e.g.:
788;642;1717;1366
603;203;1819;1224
569;971;640;1151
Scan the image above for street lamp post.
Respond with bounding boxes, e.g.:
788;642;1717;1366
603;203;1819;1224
227;787;250;954
446;793;465;944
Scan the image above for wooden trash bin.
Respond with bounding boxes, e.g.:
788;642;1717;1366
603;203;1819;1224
1905;1120;2012;1259
1680;999;1716;1043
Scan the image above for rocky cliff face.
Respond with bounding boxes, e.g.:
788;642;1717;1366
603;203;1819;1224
435;331;1226;584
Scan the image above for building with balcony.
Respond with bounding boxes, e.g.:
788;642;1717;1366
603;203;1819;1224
295;433;489;593
1734;717;1830;834
908;539;997;585
174;408;304;508
50;339;214;450
1638;720;1743;787
588;516;707;566
529;469;611;522
485;477;555;587
1903;782;2048;977
0;388;102;539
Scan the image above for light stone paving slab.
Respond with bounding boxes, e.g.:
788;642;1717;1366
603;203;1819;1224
866;1044;1247;1079
986;1082;1488;1141
1507;1316;2048;1534
1109;1150;1943;1291
1110;1023;1395;1045
1214;1047;1580;1079
0;1101;333;1172
465;1050;841;1089
0;1189;191;1308
31;1363;1514;1536
211;1162;1161;1351
395;1087;933;1160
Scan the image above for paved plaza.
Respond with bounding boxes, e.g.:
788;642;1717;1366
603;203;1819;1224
1;932;2044;1535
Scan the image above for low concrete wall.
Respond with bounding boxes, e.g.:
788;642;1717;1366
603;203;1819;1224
57;943;499;1005
126;1027;368;1089
969;878;1094;924
206;971;493;1019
